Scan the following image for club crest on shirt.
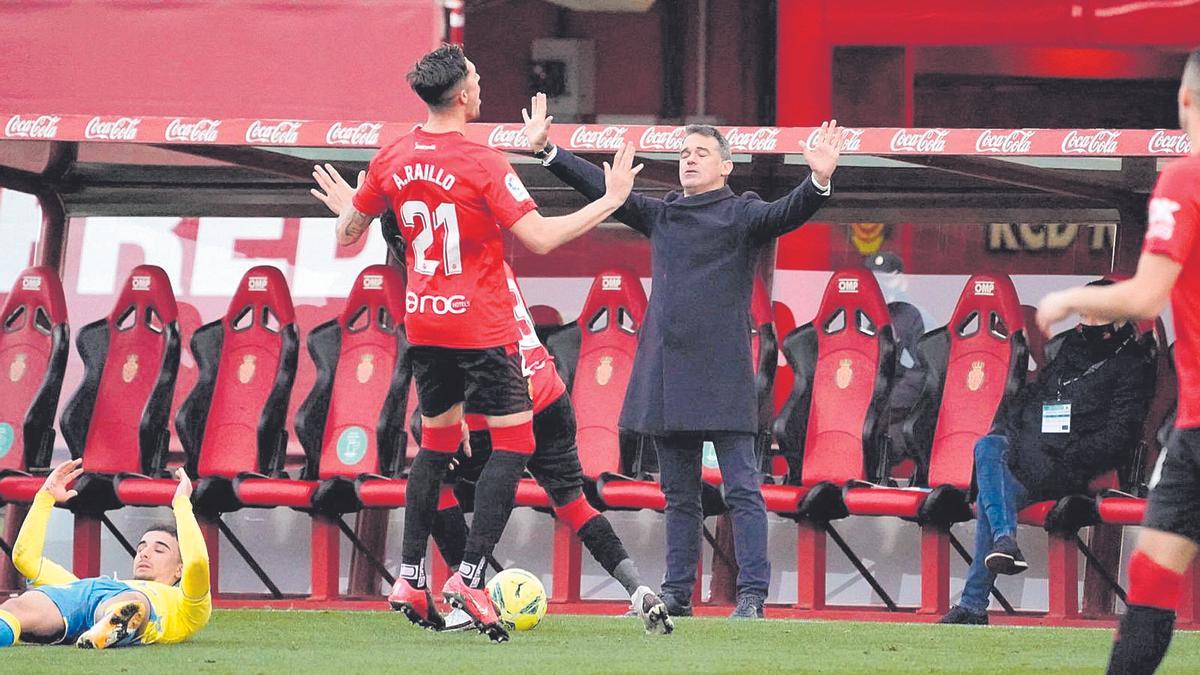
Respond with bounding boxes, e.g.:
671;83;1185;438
122;354;140;383
238;355;257;384
835;358;853;389
505;172;531;202
595;355;614;386
357;354;375;384
9;353;27;383
1148;197;1181;241
967;361;985;392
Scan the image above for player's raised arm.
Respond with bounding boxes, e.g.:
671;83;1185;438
508;142;643;254
312;163;377;246
12;459;82;586
1037;253;1182;335
170;468;211;603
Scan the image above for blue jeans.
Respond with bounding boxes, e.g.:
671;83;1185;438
959;434;1030;613
656;431;771;601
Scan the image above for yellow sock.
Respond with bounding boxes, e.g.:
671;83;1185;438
0;608;21;646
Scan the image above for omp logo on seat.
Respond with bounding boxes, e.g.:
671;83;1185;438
20;276;41;291
601;275;622;291
362;275;384;290
838;278;859;294
247;276;269;291
973;281;995;296
131;276;152;291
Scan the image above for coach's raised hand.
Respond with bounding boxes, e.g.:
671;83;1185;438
603;142;644;206
800;120;843;186
41;458;83;503
521;92;554;153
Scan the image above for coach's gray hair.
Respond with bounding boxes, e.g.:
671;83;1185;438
683;124;732;161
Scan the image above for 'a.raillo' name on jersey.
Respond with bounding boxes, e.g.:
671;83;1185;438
391;163;456;191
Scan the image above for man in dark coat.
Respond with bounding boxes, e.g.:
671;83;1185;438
521;93;842;618
941;279;1155;625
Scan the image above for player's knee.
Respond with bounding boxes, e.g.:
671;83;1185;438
1136;529;1200;574
488;420;535;455
553;492;601;532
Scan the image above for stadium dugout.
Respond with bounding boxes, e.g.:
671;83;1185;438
1;0;1197;628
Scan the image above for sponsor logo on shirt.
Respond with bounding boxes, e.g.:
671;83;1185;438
505;173;531;202
406;291;470;315
973;280;995;296
1148;197;1181;241
837;278;859;294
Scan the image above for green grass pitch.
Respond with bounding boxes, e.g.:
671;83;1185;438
6;609;1200;673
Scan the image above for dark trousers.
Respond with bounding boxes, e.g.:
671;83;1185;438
655;431;771;601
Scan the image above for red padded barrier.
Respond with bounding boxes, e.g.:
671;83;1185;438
114;477;178;506
84;265;178;475
199;266;296;478
1098;497;1146;525
800;268;891;486
926;274;1024;489
0;266;67;472
236;478;317;508
317;265;406;479
573;269;647;480
356;479;407;508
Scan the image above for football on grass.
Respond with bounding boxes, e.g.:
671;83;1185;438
486;568;548;631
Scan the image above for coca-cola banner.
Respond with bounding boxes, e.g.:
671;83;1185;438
1;114;1192;156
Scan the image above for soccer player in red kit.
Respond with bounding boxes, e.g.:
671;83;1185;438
312;44;642;643
1037;49;1200;674
426;263;673;635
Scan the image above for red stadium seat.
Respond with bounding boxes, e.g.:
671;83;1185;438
839;273;1027;614
13;265;182;577
763;268;896;609
108;266;298;597
0;267;69;479
298;265;411;599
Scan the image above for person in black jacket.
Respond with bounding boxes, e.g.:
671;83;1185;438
941;279;1154;624
521;93;840;618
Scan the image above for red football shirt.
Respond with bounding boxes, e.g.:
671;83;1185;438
465;266;568;432
1143;154;1200;428
352;128;537;349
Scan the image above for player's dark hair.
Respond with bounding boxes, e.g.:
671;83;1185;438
1186;48;1200;94
683;124;732;161
143;522;178;542
407;44;469;109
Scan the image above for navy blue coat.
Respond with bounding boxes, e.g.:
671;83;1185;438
546;148;830;434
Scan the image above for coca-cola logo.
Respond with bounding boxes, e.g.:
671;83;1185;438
975;129;1035;154
245;120;303;145
569;125;628;151
84;116;141;141
889;129;950;153
1061;129;1121;154
165;118;221;143
807;127;864;153
1147;129;1192;155
486;126;529;149
725;127;780;152
326;122;382;146
5;114;60;139
639;126;687;151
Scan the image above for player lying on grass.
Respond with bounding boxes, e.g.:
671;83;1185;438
0;459;211;648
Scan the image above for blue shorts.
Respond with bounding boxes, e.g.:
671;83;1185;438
31;577;157;645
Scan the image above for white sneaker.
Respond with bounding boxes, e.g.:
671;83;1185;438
631;586;674;635
440;607;475;632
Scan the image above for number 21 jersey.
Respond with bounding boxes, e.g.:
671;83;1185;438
353;128;537;348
